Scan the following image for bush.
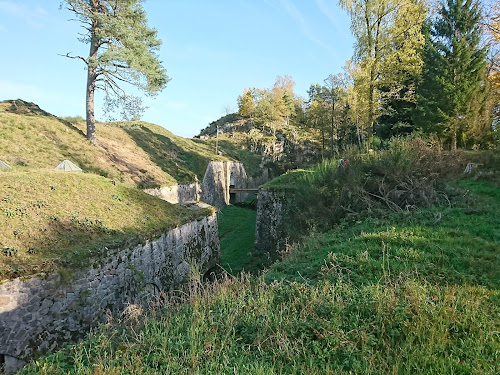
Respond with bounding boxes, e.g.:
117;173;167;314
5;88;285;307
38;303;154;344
282;136;466;240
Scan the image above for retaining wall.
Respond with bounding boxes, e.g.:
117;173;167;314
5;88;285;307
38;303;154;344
0;214;220;372
254;188;286;254
144;182;200;204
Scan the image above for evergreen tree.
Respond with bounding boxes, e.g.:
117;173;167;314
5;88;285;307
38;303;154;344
63;0;169;145
415;0;488;149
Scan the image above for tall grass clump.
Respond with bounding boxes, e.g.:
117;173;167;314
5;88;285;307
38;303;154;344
282;136;465;240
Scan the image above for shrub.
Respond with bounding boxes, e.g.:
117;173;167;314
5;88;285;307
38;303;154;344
282;136;465;241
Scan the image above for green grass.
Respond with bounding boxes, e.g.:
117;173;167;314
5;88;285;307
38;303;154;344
0;100;263;189
0;171;212;280
21;179;500;374
266;180;500;288
217;205;268;275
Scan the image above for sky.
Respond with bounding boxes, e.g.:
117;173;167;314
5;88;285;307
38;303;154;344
0;0;354;137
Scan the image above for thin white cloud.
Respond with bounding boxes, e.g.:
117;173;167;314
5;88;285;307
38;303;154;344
278;0;338;58
0;24;6;32
0;1;49;28
314;0;351;39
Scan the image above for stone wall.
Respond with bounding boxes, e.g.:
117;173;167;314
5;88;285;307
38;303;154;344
254;188;286;254
201;161;268;209
144;182;200;204
143;162;270;209
0;214;220;372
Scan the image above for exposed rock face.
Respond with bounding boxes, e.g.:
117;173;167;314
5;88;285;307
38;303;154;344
254;188;286;254
144;182;201;204
0;214;220;372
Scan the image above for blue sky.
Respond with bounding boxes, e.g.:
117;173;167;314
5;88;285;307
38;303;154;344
0;1;354;137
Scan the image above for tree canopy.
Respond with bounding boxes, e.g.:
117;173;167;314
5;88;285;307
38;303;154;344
64;0;169;145
415;0;488;149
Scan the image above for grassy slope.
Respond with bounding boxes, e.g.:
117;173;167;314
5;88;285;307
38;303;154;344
0;171;211;280
22;179;500;374
0;100;262;188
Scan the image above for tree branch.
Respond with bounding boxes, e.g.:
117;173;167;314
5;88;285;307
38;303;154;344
60;52;87;64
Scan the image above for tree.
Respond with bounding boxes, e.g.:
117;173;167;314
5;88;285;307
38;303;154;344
307;99;329;156
254;90;279;130
271;75;296;126
339;0;427;146
63;0;169;145
238;88;256;118
485;3;500;89
307;74;348;155
415;0;488;149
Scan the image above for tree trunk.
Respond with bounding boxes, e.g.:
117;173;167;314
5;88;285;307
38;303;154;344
331;99;335;156
321;129;325;159
86;6;99;146
357;119;362;151
451;127;457;151
86;66;97;145
367;68;375;149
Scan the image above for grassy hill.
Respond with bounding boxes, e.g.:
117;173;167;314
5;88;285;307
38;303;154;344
0;171;211;280
0;100;262;188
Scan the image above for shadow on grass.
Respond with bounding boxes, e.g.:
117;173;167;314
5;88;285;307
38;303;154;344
122;124;211;183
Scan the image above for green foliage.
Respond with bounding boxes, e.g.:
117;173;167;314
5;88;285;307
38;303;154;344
272;136;466;242
22;180;500;374
237;89;255;118
236;76;301;131
306;73;349;156
414;0;489;149
64;0;169;142
339;0;427;145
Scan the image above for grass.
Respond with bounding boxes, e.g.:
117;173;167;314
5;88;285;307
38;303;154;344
0;100;264;189
20;179;500;374
217;205;269;275
0;171;212;280
266;179;500;288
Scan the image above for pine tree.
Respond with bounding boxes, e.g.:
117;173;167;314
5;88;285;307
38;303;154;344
415;0;488;150
63;0;169;145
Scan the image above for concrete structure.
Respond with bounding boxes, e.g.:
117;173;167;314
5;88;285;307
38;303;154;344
145;161;270;210
144;182;201;204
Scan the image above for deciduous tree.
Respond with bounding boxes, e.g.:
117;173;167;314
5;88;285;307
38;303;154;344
339;0;427;146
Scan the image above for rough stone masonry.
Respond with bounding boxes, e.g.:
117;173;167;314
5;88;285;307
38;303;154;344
0;214;220;373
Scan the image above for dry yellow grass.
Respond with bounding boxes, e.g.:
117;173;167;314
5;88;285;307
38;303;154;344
0;100;262;188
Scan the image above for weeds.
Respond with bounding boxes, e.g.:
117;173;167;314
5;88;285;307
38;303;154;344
277;136;467;243
2;246;18;257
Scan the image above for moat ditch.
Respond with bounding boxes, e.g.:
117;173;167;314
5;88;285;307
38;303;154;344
217;201;272;276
